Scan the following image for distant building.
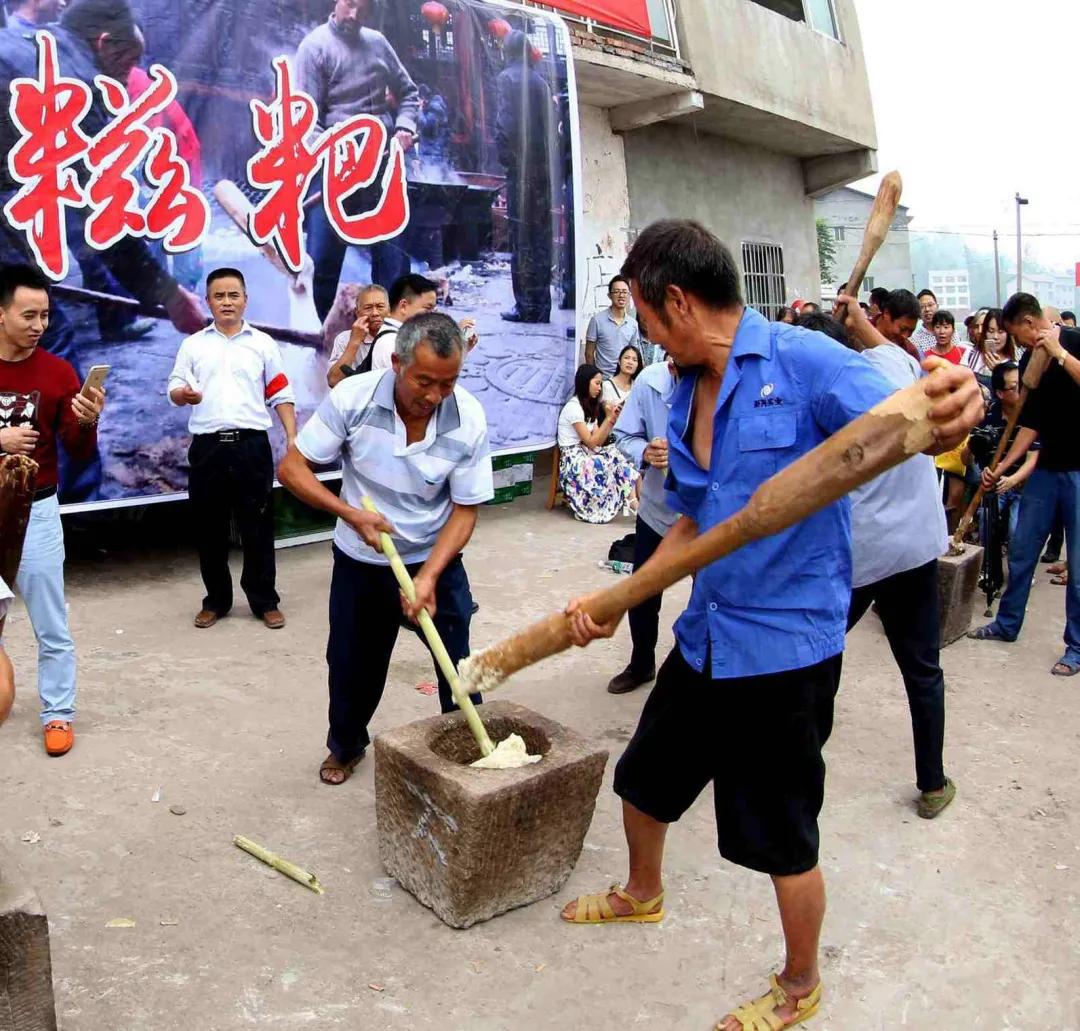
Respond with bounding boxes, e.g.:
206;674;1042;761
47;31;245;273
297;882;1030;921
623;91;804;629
815;186;912;301
1005;272;1075;311
537;0;880;320
928;270;971;317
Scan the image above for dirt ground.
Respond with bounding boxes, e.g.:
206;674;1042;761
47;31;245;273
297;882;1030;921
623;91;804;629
2;488;1078;1030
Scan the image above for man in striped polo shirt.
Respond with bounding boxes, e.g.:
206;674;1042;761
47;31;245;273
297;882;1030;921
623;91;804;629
279;312;494;785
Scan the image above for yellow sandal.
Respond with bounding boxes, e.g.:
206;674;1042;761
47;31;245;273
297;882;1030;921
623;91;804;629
716;975;822;1031
561;884;664;924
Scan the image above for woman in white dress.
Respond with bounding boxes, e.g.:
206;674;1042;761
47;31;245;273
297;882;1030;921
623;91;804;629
601;345;643;406
557;364;637;523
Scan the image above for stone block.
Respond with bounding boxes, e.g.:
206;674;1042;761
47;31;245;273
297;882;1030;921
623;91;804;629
375;701;608;929
0;864;57;1031
938;546;984;647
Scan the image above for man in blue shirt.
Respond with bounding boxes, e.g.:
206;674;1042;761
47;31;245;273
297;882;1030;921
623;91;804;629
558;221;983;1031
608;359;679;693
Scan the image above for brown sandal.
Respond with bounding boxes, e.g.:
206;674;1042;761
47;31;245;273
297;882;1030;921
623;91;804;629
319;752;363;785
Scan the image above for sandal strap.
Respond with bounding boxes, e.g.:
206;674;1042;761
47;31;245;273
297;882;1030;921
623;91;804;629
610;884;664;915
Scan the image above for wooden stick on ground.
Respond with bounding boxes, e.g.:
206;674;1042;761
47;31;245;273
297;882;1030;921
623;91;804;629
460;369;947;695
234;835;325;894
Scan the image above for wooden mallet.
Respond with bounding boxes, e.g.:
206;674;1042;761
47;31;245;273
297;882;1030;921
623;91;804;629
841;171;903;304
460;370;956;694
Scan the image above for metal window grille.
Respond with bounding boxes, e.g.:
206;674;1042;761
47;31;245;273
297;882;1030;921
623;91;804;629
742;242;787;321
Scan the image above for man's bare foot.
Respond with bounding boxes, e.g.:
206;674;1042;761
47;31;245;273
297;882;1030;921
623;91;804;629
559;882;662;921
715;972;820;1031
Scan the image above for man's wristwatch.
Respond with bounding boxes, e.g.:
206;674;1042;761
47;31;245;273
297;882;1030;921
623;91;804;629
1057;348;1069;367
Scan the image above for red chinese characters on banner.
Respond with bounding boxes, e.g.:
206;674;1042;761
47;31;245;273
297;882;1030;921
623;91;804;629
540;0;651;37
247;57;409;274
2;31;209;280
4;33;92;280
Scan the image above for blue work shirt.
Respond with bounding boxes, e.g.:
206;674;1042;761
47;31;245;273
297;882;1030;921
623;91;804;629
666;307;894;679
613;361;679;537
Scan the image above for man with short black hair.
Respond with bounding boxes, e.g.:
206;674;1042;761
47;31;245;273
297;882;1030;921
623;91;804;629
912;289;938;353
970;292;1080;676
167;268;295;630
874;289;921;359
370;273;439;371
0;264;105;755
585;275;640;375
279;311;494;785
868;286;890;323
557;220;982;1030
1061;311;1077;328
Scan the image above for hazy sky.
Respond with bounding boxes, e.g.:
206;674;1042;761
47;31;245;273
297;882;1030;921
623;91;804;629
852;0;1080;267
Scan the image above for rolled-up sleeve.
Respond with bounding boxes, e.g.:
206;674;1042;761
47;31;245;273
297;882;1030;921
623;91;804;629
262;341;296;408
613;389;647;468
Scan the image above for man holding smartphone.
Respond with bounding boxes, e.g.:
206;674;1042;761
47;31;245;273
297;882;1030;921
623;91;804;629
0;264;105;756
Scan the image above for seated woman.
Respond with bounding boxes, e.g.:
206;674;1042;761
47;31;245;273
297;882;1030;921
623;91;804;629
602;344;643;406
557;364;637;524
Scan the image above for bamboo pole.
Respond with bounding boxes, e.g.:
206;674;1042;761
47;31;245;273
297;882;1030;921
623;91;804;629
360;497;495;758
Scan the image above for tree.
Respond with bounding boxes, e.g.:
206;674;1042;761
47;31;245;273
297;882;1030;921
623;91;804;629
816;219;837;286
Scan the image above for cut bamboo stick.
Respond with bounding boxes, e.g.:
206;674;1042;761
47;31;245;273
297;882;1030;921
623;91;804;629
234;835;325;894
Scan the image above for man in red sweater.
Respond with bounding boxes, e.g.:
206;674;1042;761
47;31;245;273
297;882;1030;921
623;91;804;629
0;265;105;755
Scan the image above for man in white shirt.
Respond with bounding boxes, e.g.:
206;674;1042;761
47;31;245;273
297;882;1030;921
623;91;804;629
326;284;389;388
167;268;297;630
369;273;439;372
279;311;494;786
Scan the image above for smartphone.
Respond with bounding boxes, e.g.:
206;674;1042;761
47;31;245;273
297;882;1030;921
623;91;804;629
80;364;110;398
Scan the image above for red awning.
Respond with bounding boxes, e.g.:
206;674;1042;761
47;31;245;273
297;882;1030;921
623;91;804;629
541;0;652;37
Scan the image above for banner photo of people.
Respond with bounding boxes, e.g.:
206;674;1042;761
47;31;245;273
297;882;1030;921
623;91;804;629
0;0;578;508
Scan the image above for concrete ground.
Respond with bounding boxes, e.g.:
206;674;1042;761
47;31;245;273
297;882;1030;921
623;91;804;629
1;488;1078;1030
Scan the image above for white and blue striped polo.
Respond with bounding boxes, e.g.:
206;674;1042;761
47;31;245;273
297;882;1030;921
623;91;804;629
296;369;494;565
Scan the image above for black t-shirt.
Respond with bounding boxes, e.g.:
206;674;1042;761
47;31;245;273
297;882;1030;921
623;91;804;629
1018;327;1080;471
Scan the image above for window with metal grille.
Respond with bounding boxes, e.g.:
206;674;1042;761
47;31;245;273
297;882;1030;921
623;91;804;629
742;242;787;321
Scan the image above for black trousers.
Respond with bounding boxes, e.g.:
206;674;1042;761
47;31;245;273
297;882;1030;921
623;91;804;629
506;169;552;321
847;559;946;793
187;431;278;617
627;516;666;676
326;547;480;762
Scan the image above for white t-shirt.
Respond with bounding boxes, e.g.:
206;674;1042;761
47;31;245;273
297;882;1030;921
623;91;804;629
601;377;631;405
557;397;595;449
370;318;403;371
329;329;373;367
0;575;11;621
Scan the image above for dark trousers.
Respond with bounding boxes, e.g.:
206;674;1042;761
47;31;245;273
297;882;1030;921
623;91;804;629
187;431;278;617
1045;513;1065;560
627;516;665;676
326;547;480;762
848;559;946;793
506;169;552;321
306;170;410;322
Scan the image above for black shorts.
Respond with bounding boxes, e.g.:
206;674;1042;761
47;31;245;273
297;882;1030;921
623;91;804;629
613;646;842;877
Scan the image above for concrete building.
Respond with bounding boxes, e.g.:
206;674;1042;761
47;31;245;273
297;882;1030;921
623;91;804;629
928;270;972;317
529;0;878;323
815;186;913;301
1005;272;1076;312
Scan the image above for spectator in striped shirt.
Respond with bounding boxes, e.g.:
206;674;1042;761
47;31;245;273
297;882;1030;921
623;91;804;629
912;289;939;353
279;312;494;786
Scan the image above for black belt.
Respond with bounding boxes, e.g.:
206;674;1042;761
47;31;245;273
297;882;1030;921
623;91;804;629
32;485;57;503
195;429;267;444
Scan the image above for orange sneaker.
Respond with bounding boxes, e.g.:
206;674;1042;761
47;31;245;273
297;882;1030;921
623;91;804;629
43;721;74;756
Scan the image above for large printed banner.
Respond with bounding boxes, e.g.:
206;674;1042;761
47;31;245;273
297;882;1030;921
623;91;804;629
0;0;578;508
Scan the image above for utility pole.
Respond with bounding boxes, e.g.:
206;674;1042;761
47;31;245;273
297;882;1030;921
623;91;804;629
1015;192;1029;293
993;230;1002;306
